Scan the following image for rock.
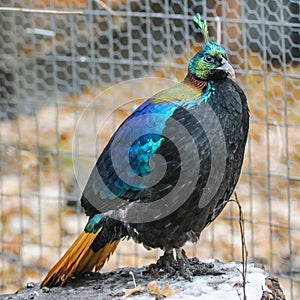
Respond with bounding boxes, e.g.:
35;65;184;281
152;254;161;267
0;259;285;300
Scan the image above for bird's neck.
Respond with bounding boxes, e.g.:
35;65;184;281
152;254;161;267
184;71;208;90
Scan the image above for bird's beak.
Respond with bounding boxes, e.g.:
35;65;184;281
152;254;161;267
217;58;235;80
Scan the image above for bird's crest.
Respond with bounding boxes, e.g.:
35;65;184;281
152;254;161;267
193;13;210;43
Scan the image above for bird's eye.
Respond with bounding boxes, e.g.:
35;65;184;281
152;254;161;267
204;55;214;63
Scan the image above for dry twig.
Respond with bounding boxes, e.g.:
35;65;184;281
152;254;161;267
230;192;248;300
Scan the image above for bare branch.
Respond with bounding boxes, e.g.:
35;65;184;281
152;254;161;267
230;192;248;300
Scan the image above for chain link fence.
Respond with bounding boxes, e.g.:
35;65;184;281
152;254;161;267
0;0;299;298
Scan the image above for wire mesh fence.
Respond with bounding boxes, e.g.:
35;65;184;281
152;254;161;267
0;0;299;298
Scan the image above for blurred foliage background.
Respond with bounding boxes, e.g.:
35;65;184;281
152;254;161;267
0;0;299;299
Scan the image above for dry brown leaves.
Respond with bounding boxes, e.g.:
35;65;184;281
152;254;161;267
122;281;179;298
147;281;179;298
123;284;142;297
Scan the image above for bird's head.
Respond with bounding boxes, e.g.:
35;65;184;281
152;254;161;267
189;14;235;81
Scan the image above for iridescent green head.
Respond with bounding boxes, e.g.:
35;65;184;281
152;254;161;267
189;13;235;81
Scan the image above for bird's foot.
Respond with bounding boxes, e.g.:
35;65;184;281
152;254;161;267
153;249;193;281
146;249;223;281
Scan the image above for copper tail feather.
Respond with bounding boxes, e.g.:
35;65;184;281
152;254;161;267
40;228;120;287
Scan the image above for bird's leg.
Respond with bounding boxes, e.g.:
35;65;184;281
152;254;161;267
155;249;178;276
174;248;182;259
175;248;193;281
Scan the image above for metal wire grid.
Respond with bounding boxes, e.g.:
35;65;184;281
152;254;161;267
0;0;299;298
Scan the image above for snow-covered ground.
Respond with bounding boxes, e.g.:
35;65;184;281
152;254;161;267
126;260;270;300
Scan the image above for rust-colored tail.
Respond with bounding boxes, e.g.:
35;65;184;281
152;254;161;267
40;228;120;287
